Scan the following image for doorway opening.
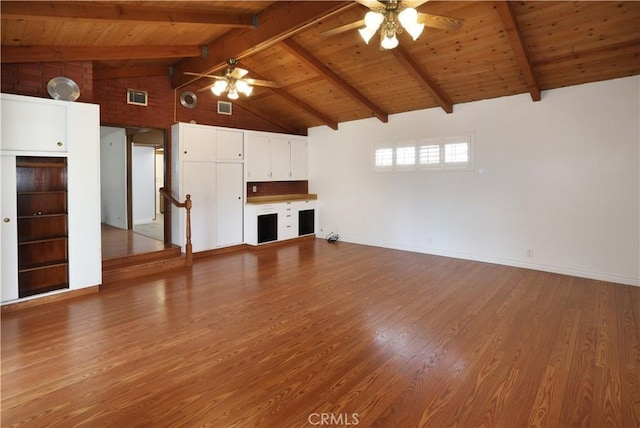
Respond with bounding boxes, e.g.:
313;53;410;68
99;126;166;242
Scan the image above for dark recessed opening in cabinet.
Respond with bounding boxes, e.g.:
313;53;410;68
298;209;315;236
16;156;69;297
257;213;278;244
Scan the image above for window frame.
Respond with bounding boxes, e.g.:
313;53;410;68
373;134;474;173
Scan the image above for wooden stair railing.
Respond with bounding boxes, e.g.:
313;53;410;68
159;187;193;267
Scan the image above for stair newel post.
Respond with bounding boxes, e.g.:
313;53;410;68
184;194;193;267
159;187;193;268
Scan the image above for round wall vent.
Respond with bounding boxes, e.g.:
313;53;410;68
179;91;197;109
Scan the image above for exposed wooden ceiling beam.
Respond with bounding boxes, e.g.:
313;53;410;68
392;45;454;114
1;45;201;64
0;1;256;27
172;1;356;88
280;38;388;123
94;65;170;81
232;100;302;135
245;69;339;131
494;1;541;102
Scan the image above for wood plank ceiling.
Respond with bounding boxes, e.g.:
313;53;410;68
2;1;639;134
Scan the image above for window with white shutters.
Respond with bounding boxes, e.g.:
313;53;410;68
374;134;473;172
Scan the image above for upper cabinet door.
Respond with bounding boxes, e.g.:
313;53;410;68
290;138;308;180
246;133;271;181
1;96;67;152
216;129;244;161
269;137;291;180
181;124;216;162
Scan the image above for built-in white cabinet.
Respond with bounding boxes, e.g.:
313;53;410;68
216;163;244;247
269;137;291;181
244;199;316;245
1;96;67;152
180;124;216;162
290;139;308;180
278;202;298;240
246;131;308;181
181;162;218;252
1;93;102;304
171;123;244;253
246;133;271;180
1;156;19;301
217;129;244;161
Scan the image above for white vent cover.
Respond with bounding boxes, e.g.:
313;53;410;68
127;89;148;106
217;100;232;115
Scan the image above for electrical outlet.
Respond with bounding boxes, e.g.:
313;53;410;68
252;186;257;193
527;249;534;258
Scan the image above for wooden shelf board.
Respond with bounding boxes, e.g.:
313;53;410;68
16;162;66;168
18;237;68;245
18;262;68;273
18;213;67;219
17;191;67;195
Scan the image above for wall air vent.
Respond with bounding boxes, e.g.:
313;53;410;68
127;89;148;106
217;100;232;115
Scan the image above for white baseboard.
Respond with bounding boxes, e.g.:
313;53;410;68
328;235;640;287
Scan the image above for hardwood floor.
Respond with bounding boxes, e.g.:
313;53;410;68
101;223;171;260
2;239;639;427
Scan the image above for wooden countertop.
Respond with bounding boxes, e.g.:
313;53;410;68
246;194;318;204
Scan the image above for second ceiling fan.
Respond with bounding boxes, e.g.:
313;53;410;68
185;59;278;100
322;0;464;49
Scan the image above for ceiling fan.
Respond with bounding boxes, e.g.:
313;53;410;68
321;0;463;49
185;59;278;100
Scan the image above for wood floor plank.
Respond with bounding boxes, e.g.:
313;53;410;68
2;239;639;427
615;284;640;426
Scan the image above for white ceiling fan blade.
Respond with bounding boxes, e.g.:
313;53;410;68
354;0;386;9
417;12;463;30
245;78;279;88
229;67;249;79
184;71;225;79
197;83;216;92
402;0;430;8
321;19;366;38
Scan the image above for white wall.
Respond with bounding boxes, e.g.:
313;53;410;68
308;76;640;286
155;151;164;214
132;145;156;225
99;127;127;229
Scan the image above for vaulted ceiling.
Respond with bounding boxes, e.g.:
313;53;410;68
2;1;639;134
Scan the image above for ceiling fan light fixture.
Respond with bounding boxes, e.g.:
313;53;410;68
359;26;377;44
211;80;228;96
364;11;384;31
236;79;253;96
227;87;239;100
398;7;417;28
405;22;425;40
381;32;399;50
398;7;424;41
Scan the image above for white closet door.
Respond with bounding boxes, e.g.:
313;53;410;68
1;156;19;301
182;162;216;253
216;163;244;247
